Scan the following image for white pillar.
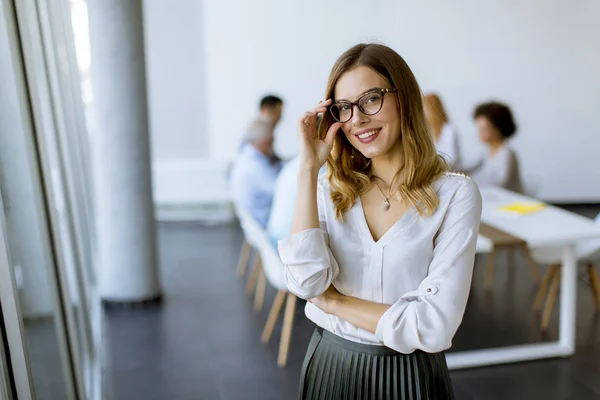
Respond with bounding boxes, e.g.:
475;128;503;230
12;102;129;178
87;0;161;302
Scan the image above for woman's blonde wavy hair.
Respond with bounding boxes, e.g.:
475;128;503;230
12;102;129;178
318;43;448;220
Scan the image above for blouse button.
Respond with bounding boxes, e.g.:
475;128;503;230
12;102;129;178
425;286;438;295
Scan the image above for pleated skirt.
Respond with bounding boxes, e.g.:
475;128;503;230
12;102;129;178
298;328;455;400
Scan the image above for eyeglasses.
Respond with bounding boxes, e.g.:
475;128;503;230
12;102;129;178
330;88;397;123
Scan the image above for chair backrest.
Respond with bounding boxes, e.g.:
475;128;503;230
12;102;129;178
576;212;600;260
237;209;287;291
234;205;262;248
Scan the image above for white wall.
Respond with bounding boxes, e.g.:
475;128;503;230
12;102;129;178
201;0;600;203
144;0;207;160
144;0;219;210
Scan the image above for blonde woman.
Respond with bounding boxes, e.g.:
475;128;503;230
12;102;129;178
423;93;462;169
278;43;482;399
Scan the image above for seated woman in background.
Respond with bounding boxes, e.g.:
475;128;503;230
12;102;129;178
463;101;523;193
423;93;461;169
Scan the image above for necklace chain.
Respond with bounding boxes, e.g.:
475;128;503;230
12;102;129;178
372;179;391;202
371;167;403;212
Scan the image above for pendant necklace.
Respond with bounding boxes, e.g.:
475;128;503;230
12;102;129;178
371;168;403;212
372;179;392;211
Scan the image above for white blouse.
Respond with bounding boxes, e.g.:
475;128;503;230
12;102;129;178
278;172;482;354
467;145;523;194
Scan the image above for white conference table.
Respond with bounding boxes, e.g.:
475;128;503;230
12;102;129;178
447;186;600;369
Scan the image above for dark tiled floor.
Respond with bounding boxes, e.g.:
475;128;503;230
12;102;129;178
104;205;600;400
24;318;68;400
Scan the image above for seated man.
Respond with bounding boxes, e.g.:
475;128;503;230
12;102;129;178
230;118;282;227
239;94;284;151
259;94;284;126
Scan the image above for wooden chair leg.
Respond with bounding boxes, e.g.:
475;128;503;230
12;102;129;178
245;256;262;296
541;267;561;331
507;247;516;269
236;239;251;278
261;291;286;343
254;268;267;312
587;262;600;311
484;250;496;290
523;245;541;284
277;293;297;367
533;264;559;311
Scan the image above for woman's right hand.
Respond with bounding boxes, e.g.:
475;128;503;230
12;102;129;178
298;99;343;175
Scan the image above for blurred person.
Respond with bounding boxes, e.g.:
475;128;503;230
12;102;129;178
267;116;325;246
237;94;284;155
230;118;282;227
259;94;284;126
463;101;523;193
266;156;301;245
278;43;481;399
423;93;462;169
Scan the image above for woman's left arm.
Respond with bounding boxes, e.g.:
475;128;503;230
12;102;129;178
311;178;482;353
308;286;390;332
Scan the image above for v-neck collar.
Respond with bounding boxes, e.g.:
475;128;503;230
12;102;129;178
355;196;418;247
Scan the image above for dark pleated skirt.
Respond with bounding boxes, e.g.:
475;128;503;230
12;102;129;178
299;328;454;400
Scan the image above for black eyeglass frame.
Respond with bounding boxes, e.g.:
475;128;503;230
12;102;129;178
329;88;397;123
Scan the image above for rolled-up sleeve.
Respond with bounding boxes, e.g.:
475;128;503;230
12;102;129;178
278;179;339;299
374;178;482;353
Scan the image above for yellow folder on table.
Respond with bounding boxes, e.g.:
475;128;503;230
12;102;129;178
497;202;546;215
